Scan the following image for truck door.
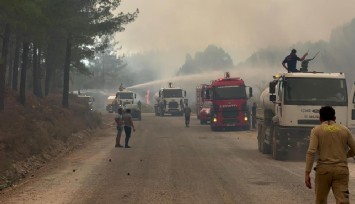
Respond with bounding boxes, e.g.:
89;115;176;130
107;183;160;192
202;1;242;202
275;79;283;122
349;82;355;135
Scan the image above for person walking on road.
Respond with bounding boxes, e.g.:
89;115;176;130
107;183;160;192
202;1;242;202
282;49;308;72
122;109;136;148
305;106;355;204
114;107;124;147
183;103;192;127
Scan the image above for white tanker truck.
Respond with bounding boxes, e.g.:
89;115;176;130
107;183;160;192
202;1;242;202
154;83;187;116
256;72;355;160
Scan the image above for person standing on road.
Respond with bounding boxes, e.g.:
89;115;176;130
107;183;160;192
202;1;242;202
114;107;124;147
183;103;192;127
122;109;135;148
305;106;355;204
282;49;308;72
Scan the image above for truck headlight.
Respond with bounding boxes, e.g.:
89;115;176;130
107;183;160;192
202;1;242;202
213;118;217;123
244;113;248;121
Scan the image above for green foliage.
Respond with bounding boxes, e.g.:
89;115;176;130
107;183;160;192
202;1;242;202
177;45;234;75
72;47;127;89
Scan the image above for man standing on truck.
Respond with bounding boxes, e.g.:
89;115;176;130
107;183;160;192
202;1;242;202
282;49;308;72
305;106;355;204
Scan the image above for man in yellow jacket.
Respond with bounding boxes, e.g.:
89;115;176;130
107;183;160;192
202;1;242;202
305;106;355;203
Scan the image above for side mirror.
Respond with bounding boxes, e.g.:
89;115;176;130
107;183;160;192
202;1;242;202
270;94;276;102
134;94;136;99
159;92;161;97
184;90;186;97
269;81;276;94
249;87;253;98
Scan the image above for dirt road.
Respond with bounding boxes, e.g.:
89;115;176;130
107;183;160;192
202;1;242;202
1;113;355;203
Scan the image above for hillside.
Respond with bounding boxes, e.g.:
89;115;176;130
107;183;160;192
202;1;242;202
0;90;102;189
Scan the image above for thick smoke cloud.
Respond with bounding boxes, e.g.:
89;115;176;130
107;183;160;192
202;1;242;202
117;0;355;62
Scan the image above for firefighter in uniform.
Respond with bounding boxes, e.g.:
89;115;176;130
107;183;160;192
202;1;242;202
305;106;355;204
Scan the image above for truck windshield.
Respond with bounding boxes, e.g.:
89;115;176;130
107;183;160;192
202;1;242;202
163;89;183;98
116;92;134;99
213;86;246;100
284;78;347;106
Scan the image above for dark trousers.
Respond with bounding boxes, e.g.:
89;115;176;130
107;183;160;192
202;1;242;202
124;126;132;147
185;115;190;126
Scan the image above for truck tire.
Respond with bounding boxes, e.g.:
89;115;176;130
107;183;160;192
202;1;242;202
272;127;285;160
260;140;270;154
272;138;283;160
258;124;271;154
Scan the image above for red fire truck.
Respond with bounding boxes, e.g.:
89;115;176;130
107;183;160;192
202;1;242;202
206;72;252;131
195;84;211;119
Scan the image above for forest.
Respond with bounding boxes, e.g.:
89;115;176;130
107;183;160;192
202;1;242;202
0;0;138;111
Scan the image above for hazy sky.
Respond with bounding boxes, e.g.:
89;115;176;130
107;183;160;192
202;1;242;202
116;0;355;63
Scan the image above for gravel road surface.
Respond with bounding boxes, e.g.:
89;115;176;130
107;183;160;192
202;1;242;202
1;113;355;203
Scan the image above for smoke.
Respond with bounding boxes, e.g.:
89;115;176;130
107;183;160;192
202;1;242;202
117;0;355;62
126;67;279;104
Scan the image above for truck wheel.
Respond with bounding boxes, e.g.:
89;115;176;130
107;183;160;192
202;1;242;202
272;136;285;161
257;124;263;152
257;127;262;152
259;125;271;154
261;140;271;154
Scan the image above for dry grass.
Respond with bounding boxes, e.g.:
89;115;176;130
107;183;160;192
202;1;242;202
0;89;102;188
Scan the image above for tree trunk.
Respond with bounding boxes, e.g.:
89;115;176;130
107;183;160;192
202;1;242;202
19;42;30;105
45;40;55;96
32;44;38;96
62;36;71;108
37;46;43;97
12;40;20;91
6;34;15;87
0;23;10;111
7;44;14;87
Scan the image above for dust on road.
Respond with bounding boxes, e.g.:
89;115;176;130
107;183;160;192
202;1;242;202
1;113;355;203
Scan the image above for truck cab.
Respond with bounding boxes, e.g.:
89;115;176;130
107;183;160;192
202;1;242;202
115;90;136;106
208;72;253;131
154;83;186;117
257;72;353;160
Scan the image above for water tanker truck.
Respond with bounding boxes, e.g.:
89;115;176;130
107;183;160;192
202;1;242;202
154;83;186;116
256;72;355;160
